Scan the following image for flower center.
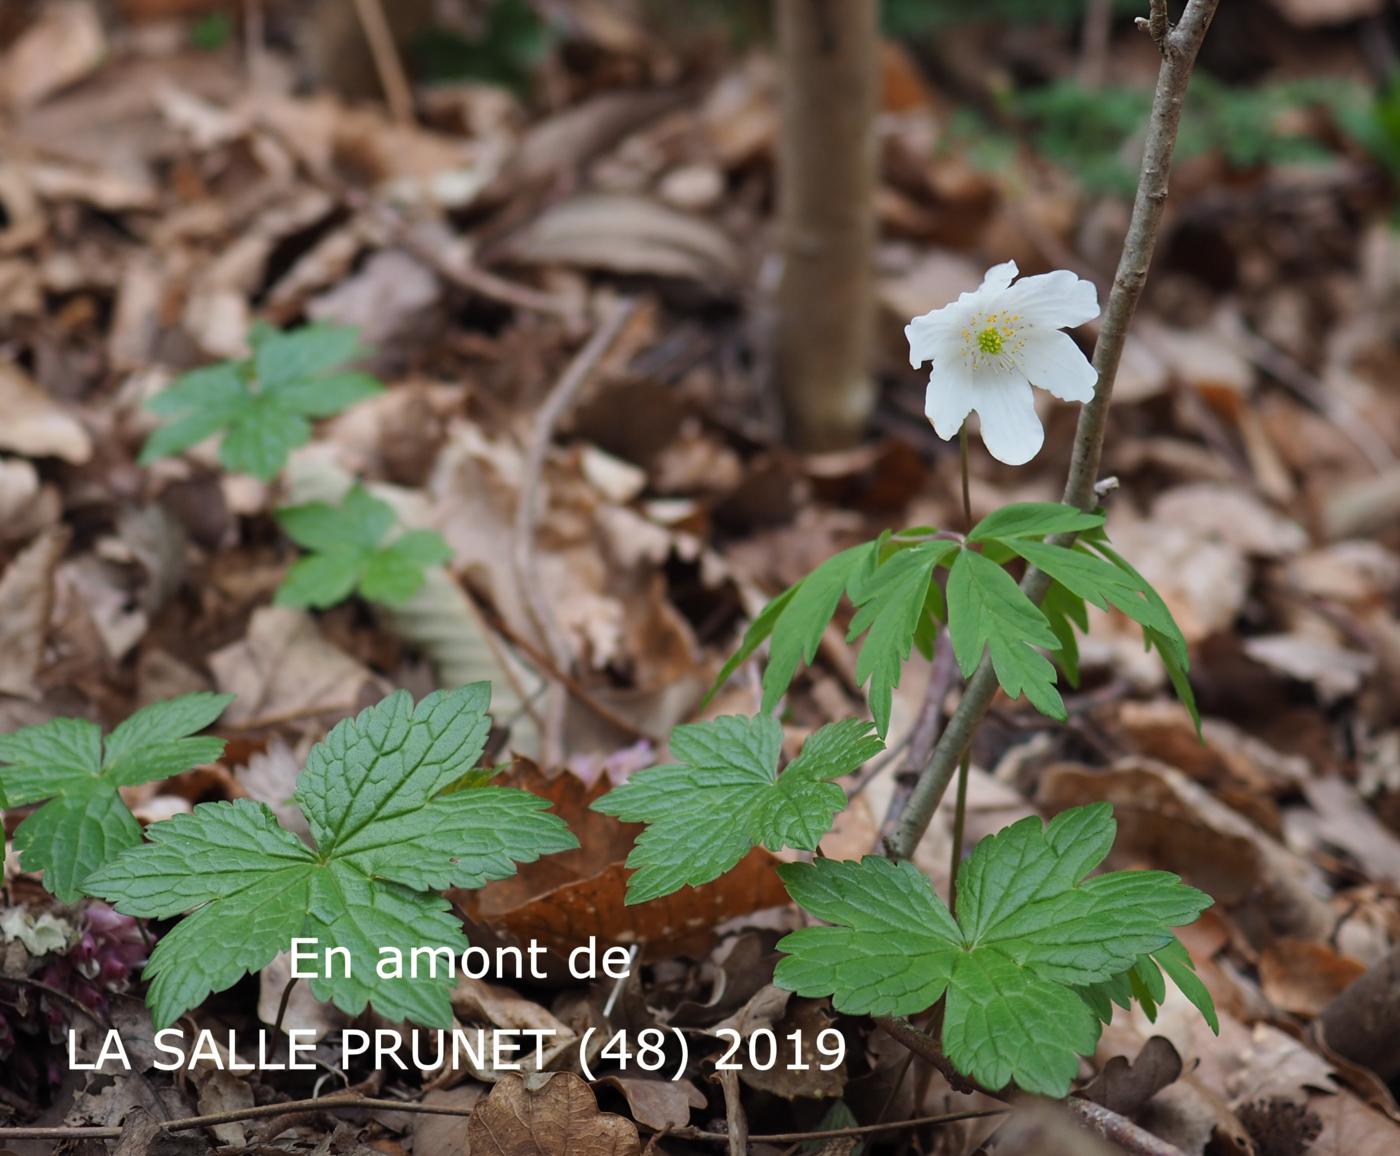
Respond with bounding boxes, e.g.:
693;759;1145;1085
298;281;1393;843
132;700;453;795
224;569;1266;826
976;327;1004;355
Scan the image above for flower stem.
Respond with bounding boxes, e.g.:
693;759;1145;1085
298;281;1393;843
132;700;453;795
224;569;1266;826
947;750;970;914
958;423;972;532
886;0;1220;862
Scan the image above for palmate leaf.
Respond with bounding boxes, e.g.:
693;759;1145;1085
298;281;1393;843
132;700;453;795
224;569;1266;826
709;544;876;714
274;486;453;609
591;715;883;904
141;324;382;482
966;503;1199;728
774;803;1212;1097
84;685;577;1029
1077;936;1218;1032
946;549;1067;720
707;535;955;737
847;540;958;736
0;694;233;902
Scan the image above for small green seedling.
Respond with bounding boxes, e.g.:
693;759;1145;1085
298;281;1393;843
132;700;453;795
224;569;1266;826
140;323;382;482
593;715;882;903
274;485;453;609
0;694;232;903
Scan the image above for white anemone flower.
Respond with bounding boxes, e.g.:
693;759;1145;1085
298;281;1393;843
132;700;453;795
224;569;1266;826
905;260;1100;466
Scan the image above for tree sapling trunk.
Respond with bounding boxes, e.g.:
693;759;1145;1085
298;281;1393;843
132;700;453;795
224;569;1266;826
774;0;879;451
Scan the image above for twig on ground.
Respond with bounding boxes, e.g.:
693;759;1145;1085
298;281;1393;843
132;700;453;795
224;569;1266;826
1064;1098;1190;1156
716;1067;749;1156
351;0;414;124
886;0;1221;864
512;299;640;762
669;1107;1009;1145
0;1092;470;1142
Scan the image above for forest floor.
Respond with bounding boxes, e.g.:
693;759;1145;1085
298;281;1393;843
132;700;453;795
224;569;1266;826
3;0;1400;1153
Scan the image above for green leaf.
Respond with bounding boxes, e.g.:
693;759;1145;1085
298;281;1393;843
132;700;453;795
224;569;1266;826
84;685;578;1029
774;803;1213;1096
847;540;958;737
141;325;382;482
592;715;883;904
707;544;875;713
946;549;1065;720
1088;541;1200;732
968;503;1104;542
1000;540;1177;638
274;487;452;609
760;545;877;714
254;324;362;390
0;694;233;902
1041;582;1088;688
1076;935;1218;1034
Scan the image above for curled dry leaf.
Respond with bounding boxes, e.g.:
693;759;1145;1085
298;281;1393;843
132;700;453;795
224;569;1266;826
456;760;791;962
505;194;743;289
1081;1036;1184;1118
466;1072;640;1156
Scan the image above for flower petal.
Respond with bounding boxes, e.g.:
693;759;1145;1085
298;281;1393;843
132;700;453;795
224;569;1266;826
925;368;976;441
906;307;961;368
1020;328;1097;403
1003;268;1099;329
979;260;1019;295
972;375;1044;466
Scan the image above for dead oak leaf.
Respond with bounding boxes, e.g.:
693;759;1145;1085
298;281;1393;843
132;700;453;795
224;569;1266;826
456;760;791;962
467;1072;640;1156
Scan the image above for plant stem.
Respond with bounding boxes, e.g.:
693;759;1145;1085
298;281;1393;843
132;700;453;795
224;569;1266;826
271;976;298;1039
886;0;1220;862
948;750;970;913
959;423;972;532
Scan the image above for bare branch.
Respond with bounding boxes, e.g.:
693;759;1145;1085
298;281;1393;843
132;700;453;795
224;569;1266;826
886;0;1220;862
1148;0;1170;52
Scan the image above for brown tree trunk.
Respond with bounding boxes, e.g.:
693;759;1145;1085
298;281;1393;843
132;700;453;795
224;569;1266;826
775;0;878;451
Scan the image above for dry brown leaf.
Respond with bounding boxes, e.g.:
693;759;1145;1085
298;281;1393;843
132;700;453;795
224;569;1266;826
0;363;92;464
1040;759;1334;944
1081;1037;1184;1119
457;761;791;962
412;1085;484;1155
446;978;576;1083
505;194;742;288
209;606;381;728
467;1072;640;1156
1259;939;1366;1018
595;1075;705;1132
0;1;106;109
1303;1091;1400;1156
0;529;68;699
737;997;847;1101
1298;777;1400;888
